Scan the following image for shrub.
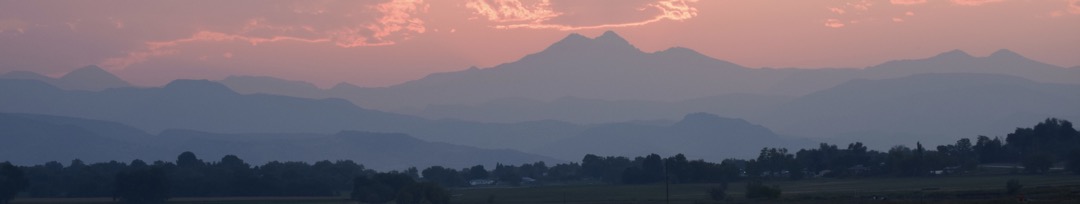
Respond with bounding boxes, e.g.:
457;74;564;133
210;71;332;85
745;180;781;199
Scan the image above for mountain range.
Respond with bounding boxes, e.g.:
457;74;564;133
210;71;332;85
0;112;556;170
533;113;808;161
759;73;1080;146
2;30;1078;165
216;31;1079;113
0;65;131;91
0;78;584;151
0;77;810;162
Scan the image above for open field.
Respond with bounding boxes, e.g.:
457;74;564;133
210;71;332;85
10;197;354;204
451;174;1080;203
11;174;1080;203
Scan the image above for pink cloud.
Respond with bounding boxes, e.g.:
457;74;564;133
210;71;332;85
847;0;873;11
99;0;429;70
465;0;560;23
100;49;177;70
466;0;699;31
825;19;846;28
829;7;847;15
362;0;428;45
0;19;28;34
952;0;1005;6
891;0;928;5
1070;0;1080;14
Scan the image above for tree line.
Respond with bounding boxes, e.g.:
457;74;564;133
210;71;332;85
1;118;1078;203
545;118;1080;185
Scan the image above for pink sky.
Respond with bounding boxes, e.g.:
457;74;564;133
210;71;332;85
1;0;1078;87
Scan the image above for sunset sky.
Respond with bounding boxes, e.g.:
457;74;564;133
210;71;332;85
1;0;1078;87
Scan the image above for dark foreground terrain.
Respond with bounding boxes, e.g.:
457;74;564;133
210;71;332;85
11;174;1079;204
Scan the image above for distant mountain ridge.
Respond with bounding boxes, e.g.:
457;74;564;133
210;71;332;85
0;78;585;152
758;72;1080;147
534;112;810;161
0;65;130;91
0;112;558;170
0;78;807;163
403;93;792;124
209;31;1079;114
3;30;1078;165
218;75;328;99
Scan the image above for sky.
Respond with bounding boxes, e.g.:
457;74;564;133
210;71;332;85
1;0;1078;87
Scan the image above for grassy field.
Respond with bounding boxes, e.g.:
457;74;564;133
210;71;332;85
10;197;355;204
451;174;1080;203
11;174;1080;203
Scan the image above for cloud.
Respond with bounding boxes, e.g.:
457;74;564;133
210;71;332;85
362;0;428;45
952;0;1005;6
1049;0;1080;16
829;7;847;15
1070;0;1080;14
823;1;875;28
891;0;928;5
98;0;430;70
825;19;846;28
465;0;560;23
0;19;28;34
465;0;699;31
100;49;177;70
847;0;873;11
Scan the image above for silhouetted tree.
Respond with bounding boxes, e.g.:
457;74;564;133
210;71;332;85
914;142;926;176
113;167;168;204
175;151;202;168
1068;149;1080;175
1007;118;1080;159
581;155;632;183
664;154;690;183
936;138;977;171
352;172;415;204
974;135;1007;163
518;161;548;180
640;154;664;183
17;153;373;198
1022;153;1053;174
421;166;465;187
396;182;450;204
545;163;581;181
466;165;489;180
0;162;29;204
492;163;522;185
755;148;796;178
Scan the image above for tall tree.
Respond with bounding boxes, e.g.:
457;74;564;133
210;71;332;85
352;172;415;204
974;135;1006;163
466;165;489;180
1007;118;1080;159
113;167;169;204
0;162;29;204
